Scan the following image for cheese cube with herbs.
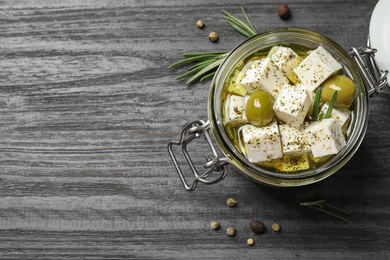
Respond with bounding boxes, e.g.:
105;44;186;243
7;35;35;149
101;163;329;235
270;46;303;83
273;84;311;128
274;153;310;172
227;64;248;96
319;103;350;127
240;121;283;163
240;57;289;98
223;95;249;128
227;83;247;96
293;46;342;92
297;83;316;104
279;124;311;155
305;118;346;158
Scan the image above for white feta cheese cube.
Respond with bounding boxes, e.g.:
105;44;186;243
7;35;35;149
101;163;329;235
240;121;283;163
240;57;289;98
227;61;255;96
279;124;311;155
226;70;247;96
305;118;346;158
273;84;311;128
271;46;303;83
293;46;342;92
222;95;249;127
319;103;350;127
275;153;310;172
297;83;316;104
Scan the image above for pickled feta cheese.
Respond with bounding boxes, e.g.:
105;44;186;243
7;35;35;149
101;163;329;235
227;62;251;96
273;84;311;128
319;103;350;127
223;95;249;128
240;121;283;163
227;83;247;96
221;44;356;173
293;46;342;92
297;83;316;103
270;46;303;83
274;153;310;172
279;124;311;154
240;57;289;98
305;118;346;158
227;81;247;96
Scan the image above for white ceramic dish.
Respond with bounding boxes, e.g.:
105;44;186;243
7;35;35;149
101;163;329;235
369;0;390;85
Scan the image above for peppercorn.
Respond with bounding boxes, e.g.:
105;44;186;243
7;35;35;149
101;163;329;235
208;32;218;42
271;223;281;232
250;220;265;234
226;198;237;207
196;19;205;28
247;237;255;246
226;227;236;237
210;221;221;230
277;4;291;20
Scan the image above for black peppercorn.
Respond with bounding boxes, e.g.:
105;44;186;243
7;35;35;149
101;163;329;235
250;220;265;234
278;4;291;20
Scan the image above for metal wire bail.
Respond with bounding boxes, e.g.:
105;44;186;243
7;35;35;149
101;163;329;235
350;46;389;96
167;120;229;191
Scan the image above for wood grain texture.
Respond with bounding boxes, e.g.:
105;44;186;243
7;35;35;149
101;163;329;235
0;0;390;259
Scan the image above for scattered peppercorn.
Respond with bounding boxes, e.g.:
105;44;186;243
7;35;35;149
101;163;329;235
247;237;255;246
226;198;237;207
208;31;218;42
226;227;236;237
250;220;265;234
277;4;291;20
210;221;221;230
196;19;205;28
271;223;281;232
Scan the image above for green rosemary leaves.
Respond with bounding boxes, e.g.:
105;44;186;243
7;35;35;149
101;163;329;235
221;7;257;38
312;85;338;121
168;52;229;85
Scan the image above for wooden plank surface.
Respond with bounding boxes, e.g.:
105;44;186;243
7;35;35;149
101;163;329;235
1;0;390;259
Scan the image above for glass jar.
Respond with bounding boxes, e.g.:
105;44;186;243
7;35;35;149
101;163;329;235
168;28;387;190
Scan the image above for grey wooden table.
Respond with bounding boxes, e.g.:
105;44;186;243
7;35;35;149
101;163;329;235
1;0;390;259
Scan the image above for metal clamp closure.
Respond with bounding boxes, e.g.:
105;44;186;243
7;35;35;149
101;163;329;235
350;46;389;97
167;120;229;191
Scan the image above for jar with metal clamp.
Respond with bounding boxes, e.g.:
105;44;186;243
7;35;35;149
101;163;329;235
168;3;389;190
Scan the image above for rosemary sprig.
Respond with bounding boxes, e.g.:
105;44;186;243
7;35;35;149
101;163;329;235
170;52;229;83
221;7;257;38
300;199;350;222
168;52;227;69
323;90;338;119
169;7;257;85
312;87;338;121
312;86;323;121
